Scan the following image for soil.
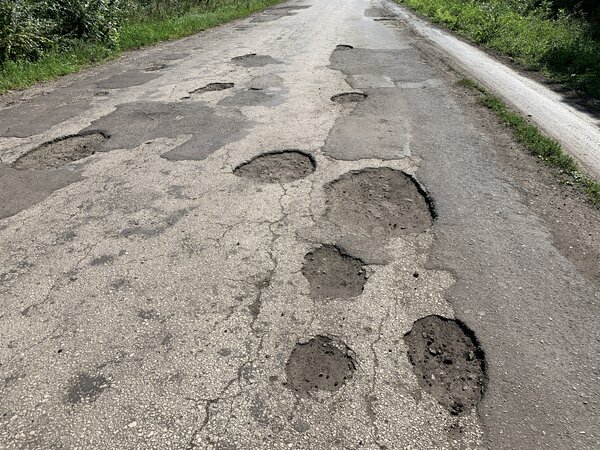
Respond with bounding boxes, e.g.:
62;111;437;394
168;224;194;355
285;336;356;398
331;92;367;103
233;150;315;183
403;315;485;416
13;133;107;170
301;245;366;300
325;167;434;239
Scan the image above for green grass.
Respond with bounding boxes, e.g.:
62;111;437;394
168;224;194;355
456;77;600;207
396;0;600;97
0;0;283;94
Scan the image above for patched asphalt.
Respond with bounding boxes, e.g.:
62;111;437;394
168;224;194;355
0;0;599;449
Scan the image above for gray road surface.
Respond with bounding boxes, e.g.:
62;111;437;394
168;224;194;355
0;0;599;449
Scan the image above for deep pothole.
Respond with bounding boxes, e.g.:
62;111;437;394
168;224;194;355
234;150;315;183
404;315;485;415
190;82;234;95
285;336;356;397
302;245;366;300
331;92;367;103
13;132;108;170
325;167;434;238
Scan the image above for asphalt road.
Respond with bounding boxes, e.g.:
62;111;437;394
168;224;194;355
0;0;599;449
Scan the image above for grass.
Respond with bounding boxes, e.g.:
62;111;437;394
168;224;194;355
395;0;600;97
0;0;283;94
456;77;600;207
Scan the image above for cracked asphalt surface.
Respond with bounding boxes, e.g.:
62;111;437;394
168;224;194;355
0;0;599;449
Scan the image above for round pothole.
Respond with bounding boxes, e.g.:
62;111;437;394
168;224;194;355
190;82;234;95
13;132;108;170
302;245;366;300
335;44;354;50
331;92;367;103
404;315;485;415
325;167;434;239
285;336;356;397
234;150;315;183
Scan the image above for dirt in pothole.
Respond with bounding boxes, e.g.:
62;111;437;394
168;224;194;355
302;245;367;300
190;82;234;95
231;54;281;68
285;336;356;398
13;133;107;170
404;315;485;415
234;150;315;183
325;167;434;239
331;92;367;103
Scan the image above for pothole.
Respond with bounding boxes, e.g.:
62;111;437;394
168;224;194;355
302;245;366;300
190;82;234;95
336;44;354;50
231;53;281;67
331;92;367;103
325;167;434;239
404;315;485;415
144;63;168;72
233;150;315;183
13;132;108;170
285;336;356;397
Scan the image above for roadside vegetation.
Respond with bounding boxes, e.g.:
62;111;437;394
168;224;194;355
396;0;600;97
0;0;282;93
456;78;600;207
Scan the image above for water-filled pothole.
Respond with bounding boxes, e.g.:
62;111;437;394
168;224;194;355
286;336;356;397
190;82;234;95
331;92;367;103
302;245;366;300
404;315;485;415
234;150;315;183
325;167;434;239
13;132;108;170
231;53;281;67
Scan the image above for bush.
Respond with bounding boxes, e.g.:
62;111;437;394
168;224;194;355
0;0;53;61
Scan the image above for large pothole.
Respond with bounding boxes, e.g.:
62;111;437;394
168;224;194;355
234;150;315;183
285;336;356;398
325;167;434;239
13;132;107;170
302;245;366;300
404;315;485;415
331;92;367;103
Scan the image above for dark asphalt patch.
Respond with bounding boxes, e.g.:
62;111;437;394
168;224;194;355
66;373;111;404
331;92;367;103
404;315;485;415
81;101;249;161
190;82;234;95
325;167;434;239
234;150;315;183
97;70;161;89
285;336;356;397
13;132;107;170
231;54;281;68
302;245;366;300
0;163;82;219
